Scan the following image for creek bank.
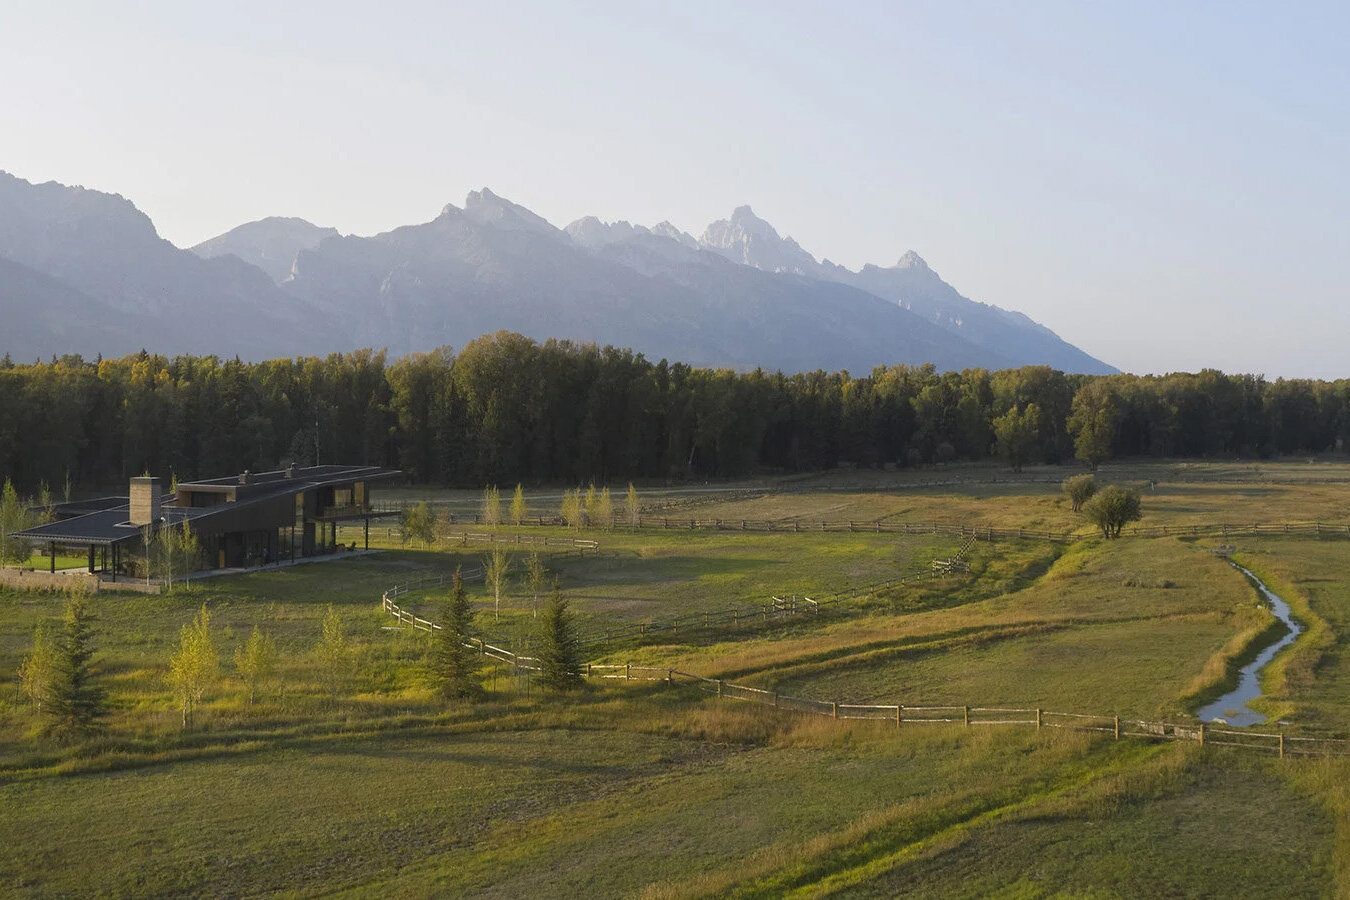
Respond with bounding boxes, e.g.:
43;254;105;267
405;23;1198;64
1196;563;1302;727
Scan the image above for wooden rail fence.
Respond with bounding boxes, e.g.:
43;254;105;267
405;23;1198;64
594;665;1349;760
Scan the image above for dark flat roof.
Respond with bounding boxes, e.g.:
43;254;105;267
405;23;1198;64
181;464;396;490
17;465;400;546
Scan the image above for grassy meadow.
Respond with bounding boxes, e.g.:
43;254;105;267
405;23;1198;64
3;460;1350;895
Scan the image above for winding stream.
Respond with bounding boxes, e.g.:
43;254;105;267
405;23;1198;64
1196;563;1303;727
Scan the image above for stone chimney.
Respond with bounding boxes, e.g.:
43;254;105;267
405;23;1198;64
129;476;162;526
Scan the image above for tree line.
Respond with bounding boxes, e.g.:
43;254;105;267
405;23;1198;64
3;332;1349;492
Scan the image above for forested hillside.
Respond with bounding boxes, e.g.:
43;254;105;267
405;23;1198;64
0;331;1344;491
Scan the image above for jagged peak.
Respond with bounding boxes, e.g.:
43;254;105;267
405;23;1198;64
895;250;930;271
462;188;558;234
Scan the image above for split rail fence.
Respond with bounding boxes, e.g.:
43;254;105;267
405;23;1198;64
361;505;1350;546
590;665;1350;760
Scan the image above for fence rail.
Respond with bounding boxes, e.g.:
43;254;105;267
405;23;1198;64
637;668;1350;759
372;496;1350;546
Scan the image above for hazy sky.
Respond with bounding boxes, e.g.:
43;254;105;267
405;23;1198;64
2;1;1347;377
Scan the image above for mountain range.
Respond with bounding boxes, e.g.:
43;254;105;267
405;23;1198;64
0;170;1114;373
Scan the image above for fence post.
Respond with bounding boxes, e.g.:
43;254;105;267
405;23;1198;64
1036;708;1042;729
625;663;631;681
774;692;779;708
1114;716;1121;740
717;680;723;698
667;668;673;683
831;702;838;719
963;706;970;727
586;663;592;677
1279;733;1285;759
1199;722;1206;746
896;704;903;726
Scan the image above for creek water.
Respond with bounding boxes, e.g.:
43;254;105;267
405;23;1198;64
1195;563;1303;727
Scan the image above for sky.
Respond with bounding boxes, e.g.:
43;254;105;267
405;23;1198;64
1;1;1347;377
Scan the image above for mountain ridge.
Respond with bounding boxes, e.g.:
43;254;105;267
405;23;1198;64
0;169;1114;374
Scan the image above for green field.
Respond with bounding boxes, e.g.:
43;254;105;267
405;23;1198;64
3;462;1350;896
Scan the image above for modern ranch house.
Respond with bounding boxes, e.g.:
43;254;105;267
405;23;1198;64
17;464;400;579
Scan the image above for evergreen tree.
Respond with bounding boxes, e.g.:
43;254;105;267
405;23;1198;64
537;586;583;693
431;570;482;700
47;594;107;739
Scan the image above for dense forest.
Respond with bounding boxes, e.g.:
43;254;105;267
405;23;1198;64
0;331;1347;492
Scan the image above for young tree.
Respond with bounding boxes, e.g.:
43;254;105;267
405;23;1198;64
1062;474;1098;513
481;485;502;526
0;479;34;565
45;594;107;739
1082;485;1142;538
17;622;59;715
36;482;55;524
431;569;482;700
560;488;582;530
314;605;355;704
510;483;527;526
234;625;278;706
596;487;613;529
624;482;641;527
400;501;436;547
484;546;510;621
526;548;546;618
167;605;219;729
992;403;1040;472
583;484;598;528
537;585;583;693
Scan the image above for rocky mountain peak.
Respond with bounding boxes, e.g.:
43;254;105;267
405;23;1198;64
895;250;930;271
463;187;558;235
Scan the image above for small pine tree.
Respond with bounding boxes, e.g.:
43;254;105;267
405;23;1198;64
431;570;482;700
167;605;219;729
46;595;107;739
234;625;278;706
17;622;59;714
624;482;640;527
314;605;355;704
510;483;527;526
538;585;583;693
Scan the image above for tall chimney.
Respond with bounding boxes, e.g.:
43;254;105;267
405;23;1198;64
130;476;162;526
